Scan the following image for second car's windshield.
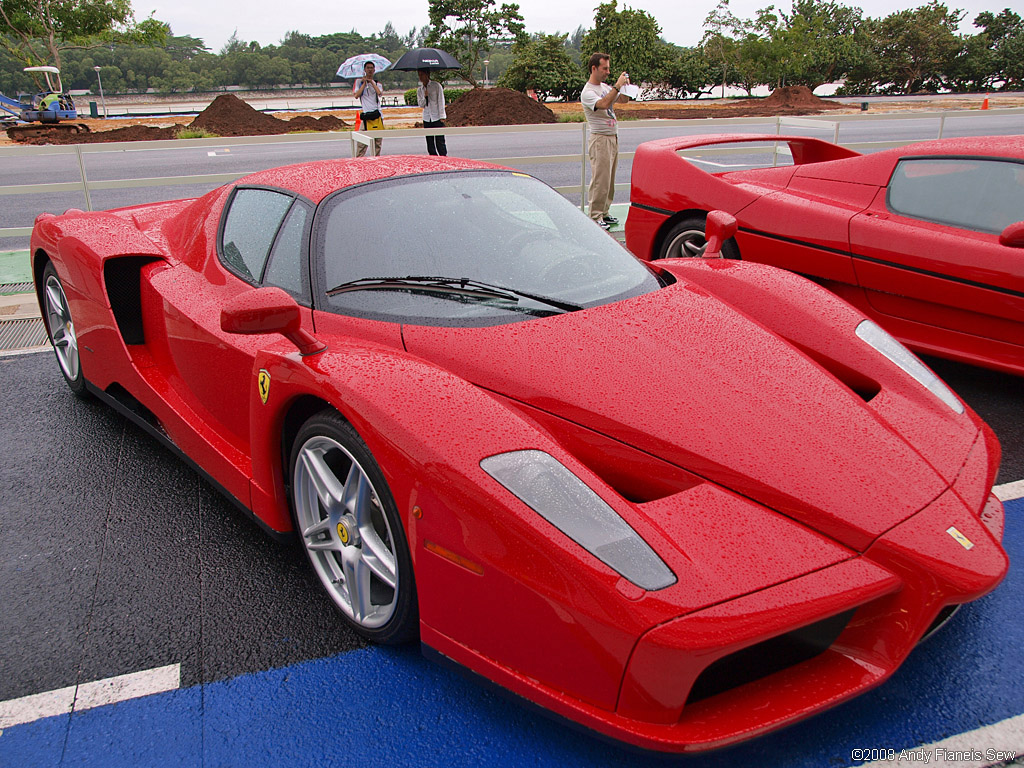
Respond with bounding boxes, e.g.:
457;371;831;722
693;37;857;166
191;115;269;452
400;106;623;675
315;170;662;326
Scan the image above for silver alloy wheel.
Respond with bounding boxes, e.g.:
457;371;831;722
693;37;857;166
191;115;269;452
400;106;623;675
664;226;708;258
44;272;80;382
293;435;399;629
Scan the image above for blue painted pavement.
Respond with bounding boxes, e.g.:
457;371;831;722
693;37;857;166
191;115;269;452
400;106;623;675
4;497;1021;768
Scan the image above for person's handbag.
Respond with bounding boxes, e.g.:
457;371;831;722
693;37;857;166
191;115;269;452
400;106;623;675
360;109;382;122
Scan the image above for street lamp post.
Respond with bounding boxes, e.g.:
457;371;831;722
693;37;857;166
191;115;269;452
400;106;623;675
93;66;107;118
483;60;489;87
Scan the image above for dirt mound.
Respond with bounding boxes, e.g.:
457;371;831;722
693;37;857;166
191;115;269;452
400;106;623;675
12;124;180;145
764;85;840;109
285;114;349;131
8;93;350;144
445;87;556;127
188;93;295;136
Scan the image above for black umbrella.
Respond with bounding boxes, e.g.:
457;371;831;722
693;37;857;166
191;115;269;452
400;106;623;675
392;47;461;71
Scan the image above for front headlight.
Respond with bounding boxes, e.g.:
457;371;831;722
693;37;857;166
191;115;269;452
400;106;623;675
480;450;676;591
855;319;963;414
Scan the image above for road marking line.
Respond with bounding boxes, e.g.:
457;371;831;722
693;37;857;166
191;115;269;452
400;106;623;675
994;479;1024;502
853;712;1024;767
0;664;180;729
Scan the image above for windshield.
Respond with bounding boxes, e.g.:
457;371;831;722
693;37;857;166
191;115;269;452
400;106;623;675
314;170;663;326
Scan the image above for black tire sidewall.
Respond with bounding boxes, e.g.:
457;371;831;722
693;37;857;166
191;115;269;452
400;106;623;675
658;214;740;260
41;261;87;396
289;409;418;645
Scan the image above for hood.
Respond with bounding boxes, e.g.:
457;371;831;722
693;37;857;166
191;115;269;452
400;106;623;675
402;283;952;551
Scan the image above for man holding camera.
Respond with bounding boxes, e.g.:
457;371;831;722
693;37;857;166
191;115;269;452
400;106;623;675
581;53;631;229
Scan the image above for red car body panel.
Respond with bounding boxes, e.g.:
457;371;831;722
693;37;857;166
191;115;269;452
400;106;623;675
30;156;1008;753
626;134;1024;376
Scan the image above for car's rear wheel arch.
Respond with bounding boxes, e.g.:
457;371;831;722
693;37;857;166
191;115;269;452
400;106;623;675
655;209;741;260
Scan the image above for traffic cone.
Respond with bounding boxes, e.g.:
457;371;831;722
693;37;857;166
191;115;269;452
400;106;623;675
354;111;361;130
982;94;989;110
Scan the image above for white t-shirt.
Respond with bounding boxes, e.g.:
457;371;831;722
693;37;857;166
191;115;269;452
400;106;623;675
581;81;617;136
355;78;381;114
417;80;447;122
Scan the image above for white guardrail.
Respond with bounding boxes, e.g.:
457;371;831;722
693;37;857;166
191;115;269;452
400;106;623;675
2;107;1023;239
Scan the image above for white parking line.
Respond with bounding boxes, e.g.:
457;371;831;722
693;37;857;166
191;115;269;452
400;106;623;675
994;479;1024;502
0;664;180;730
852;712;1024;767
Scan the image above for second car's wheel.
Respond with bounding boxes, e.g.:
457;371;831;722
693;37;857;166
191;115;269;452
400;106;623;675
657;215;740;260
290;410;418;645
41;261;87;397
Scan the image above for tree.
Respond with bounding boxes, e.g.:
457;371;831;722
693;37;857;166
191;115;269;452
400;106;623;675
580;1;673;89
949;9;1024;91
426;0;527;86
775;0;867;90
497;33;582;101
701;0;750;96
0;0;166;70
846;2;964;93
648;46;715;99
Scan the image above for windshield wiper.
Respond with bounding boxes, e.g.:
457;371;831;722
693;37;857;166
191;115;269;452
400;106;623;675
326;275;582;313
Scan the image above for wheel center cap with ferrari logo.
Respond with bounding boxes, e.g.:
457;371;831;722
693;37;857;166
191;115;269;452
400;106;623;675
336;516;358;547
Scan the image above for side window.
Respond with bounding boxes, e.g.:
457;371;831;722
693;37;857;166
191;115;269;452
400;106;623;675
888;158;1024;234
220;188;295;281
263;202;311;304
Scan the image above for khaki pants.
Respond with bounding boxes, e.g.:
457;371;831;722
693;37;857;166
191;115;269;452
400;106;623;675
355;115;384;157
588;133;618;221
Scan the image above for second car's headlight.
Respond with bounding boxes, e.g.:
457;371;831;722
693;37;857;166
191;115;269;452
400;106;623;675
855;319;963;414
480;450;676;591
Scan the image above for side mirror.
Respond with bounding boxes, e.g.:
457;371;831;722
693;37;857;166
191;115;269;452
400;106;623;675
703;210;738;258
999;221;1024;248
221;287;325;355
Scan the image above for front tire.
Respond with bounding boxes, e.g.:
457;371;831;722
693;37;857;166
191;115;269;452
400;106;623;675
41;261;87;397
289;410;418;644
657;214;740;260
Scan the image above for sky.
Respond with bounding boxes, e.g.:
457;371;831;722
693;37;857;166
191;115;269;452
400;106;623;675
137;0;1007;54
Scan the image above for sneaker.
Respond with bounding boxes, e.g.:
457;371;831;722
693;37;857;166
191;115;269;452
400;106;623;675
596;219;611;230
603;215;618;225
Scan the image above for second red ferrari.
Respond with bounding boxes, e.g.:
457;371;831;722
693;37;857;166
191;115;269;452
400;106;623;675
626;134;1024;376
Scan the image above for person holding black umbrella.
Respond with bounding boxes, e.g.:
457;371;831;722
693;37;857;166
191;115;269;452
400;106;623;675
417;69;448;156
353;60;384;157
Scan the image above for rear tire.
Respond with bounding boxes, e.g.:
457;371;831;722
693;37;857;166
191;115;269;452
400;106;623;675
41;262;87;397
657;214;740;260
289;410;418;645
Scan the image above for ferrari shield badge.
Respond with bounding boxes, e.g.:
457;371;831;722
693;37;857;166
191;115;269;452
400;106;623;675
946;526;974;550
257;369;271;404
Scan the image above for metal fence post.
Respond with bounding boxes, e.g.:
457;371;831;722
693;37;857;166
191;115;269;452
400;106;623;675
580;123;588;212
938;114;947;139
74;144;93;212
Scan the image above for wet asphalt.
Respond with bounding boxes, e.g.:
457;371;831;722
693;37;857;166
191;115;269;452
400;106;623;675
0;346;1021;705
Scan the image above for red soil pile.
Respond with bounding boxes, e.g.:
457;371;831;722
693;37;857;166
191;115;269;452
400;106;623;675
7;93;348;144
764;85;839;109
445;87;556;127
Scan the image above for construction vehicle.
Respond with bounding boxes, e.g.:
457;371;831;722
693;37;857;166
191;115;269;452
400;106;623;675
1;66;89;140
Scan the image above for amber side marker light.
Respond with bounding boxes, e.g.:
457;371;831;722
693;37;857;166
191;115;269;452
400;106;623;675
425;540;485;575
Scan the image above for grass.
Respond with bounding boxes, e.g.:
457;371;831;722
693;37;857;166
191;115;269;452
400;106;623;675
175;127;220;139
557;113;586;123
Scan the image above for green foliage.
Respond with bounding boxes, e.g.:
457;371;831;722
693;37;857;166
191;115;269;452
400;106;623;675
647;46;714;99
0;0;167;69
175;127;218;139
581;1;673;90
557;112;585;122
496;33;582;101
426;0;527;86
844;1;964;93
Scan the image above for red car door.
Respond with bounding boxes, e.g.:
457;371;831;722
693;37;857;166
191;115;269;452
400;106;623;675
849;157;1024;368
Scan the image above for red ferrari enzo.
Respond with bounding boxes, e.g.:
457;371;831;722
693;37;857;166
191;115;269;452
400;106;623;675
626;134;1024;377
32;156;1007;753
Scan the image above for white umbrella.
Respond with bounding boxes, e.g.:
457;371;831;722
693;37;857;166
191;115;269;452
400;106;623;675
336;54;392;79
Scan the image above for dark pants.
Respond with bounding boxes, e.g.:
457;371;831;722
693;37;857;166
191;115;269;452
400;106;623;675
424;120;447;156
